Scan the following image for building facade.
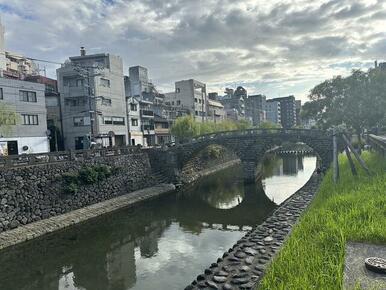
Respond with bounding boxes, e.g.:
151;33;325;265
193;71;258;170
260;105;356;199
126;96;144;146
164;79;207;122
57;49;128;150
246;94;266;126
0;78;49;155
207;99;225;122
265;99;281;125
220;86;246;121
271;95;297;128
127;66;152;98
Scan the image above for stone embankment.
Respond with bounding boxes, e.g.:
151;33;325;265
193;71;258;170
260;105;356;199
185;173;321;290
0;184;175;251
0;152;158;233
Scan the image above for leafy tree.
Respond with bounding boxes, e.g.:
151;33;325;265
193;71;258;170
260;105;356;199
258;121;281;129
302;68;386;139
0;103;18;137
170;115;200;141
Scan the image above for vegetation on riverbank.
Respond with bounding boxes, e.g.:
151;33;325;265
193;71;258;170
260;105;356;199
259;151;386;290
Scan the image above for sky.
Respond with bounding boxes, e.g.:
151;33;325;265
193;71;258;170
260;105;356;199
0;0;385;102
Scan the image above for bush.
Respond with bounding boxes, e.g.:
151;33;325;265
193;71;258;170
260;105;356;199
62;172;79;185
204;145;225;159
65;182;79;195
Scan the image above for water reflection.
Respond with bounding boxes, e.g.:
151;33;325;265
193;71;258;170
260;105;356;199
0;155;316;290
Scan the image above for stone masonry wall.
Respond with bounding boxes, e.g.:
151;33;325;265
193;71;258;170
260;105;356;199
0;152;158;233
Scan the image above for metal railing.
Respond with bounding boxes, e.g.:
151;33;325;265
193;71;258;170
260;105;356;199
188;128;327;144
0;146;142;168
367;134;386;156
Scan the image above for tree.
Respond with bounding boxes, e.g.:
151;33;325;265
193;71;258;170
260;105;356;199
170;115;200;142
0;103;18;137
258;121;281;129
302;68;386;138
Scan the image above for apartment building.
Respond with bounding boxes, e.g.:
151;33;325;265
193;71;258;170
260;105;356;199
164;79;207;122
126;96;144;146
57;48;128;150
0;78;49;155
246;94;266;126
265;99;281;125
271;95;297;128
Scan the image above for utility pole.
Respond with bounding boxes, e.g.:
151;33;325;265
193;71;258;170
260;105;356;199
333;128;340;183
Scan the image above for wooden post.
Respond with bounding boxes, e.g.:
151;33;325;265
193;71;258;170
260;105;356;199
333;129;340;183
342;134;371;176
344;146;357;176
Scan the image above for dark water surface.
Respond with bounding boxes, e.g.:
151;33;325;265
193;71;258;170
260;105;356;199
0;155;316;290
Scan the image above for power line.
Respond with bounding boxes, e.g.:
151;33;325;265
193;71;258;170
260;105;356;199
0;52;63;65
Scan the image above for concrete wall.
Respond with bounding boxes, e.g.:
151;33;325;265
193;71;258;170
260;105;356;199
0;152;158;233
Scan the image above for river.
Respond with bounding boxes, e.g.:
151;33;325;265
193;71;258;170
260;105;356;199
0;154;316;290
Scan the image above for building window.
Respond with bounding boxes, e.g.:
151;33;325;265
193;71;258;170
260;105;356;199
64;96;86;106
76;79;84;87
0;88;3;99
194;98;197;103
113;117;125;125
22;114;39;125
131;119;138;126
195;111;198;116
176;88;180;93
177;100;181;105
100;78;110;87
101;98;112;106
171;101;174;105
130;103;137;111
19;90;37;102
104;117;112;124
73;117;89;127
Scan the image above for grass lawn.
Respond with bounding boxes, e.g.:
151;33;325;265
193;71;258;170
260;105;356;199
259;151;386;290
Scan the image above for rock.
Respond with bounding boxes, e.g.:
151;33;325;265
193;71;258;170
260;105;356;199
9;220;20;229
215;270;229;277
245;256;254;265
213;276;227;283
263;236;274;243
223;283;233;290
231;277;250;285
1;198;7;205
206;280;219;289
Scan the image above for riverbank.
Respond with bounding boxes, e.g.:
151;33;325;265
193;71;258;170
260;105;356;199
0;183;175;251
259;152;386;289
185;169;322;289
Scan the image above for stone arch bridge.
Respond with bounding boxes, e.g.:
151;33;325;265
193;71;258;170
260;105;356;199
149;128;334;183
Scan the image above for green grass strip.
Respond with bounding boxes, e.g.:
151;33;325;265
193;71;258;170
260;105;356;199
259;151;386;290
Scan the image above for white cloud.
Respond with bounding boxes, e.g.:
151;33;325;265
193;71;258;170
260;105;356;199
1;0;385;102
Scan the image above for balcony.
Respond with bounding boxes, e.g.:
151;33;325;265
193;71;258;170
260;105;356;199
140;109;154;118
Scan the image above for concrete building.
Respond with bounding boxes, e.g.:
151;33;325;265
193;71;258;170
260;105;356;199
0;17;6;76
220;86;246;121
25;75;64;151
127;66;152;98
126;96;144;146
296;100;301;126
57;48;128;150
265;99;281;125
0;77;49;155
207;99;225;122
154;114;173;145
139;99;155;146
271;95;297;128
246;94;266;126
164;79;207;122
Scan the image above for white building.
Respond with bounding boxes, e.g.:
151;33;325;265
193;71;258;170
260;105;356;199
127;66;152;97
0;78;49;155
265;99;281;125
164;79;207;122
207;99;225;122
57;48;128;150
0;17;6;76
126;96;144;146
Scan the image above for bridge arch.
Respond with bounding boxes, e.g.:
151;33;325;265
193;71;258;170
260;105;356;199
151;129;334;183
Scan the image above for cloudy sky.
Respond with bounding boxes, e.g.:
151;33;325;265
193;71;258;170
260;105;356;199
1;0;385;101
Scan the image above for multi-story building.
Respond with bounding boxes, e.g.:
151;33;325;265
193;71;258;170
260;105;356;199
164;79;207;122
25;75;64;151
220;86;246;121
0;18;6;76
246;94;266;126
207;99;225;123
127;66;152;98
126;96;143;146
271;95;297;128
57;48;128;150
296;100;301;126
139;99;155;146
0;78;49;155
154;114;173;145
265;99;281;125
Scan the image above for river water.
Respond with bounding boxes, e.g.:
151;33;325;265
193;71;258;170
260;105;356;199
0;155;316;290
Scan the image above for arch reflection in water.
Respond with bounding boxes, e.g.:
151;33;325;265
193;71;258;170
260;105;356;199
0;155;316;290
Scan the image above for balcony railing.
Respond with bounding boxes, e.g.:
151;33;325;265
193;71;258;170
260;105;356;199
141;110;154;117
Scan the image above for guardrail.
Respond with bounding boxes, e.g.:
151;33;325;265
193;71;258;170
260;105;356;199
188;128;328;143
0;146;142;168
367;134;386;156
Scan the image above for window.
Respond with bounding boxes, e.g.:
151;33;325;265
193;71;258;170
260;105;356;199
195;111;198;116
0;88;3;99
130;103;137;111
65;97;86;106
104;117;112;124
100;78;110;87
131;119;138;126
171;101;174;105
112;117;125;125
199;99;202;104
101;98;112;106
194;98;197;103
177;100;181;105
73;117;89;127
176;88;180;93
21;114;38;125
76;79;84;87
19;90;37;102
